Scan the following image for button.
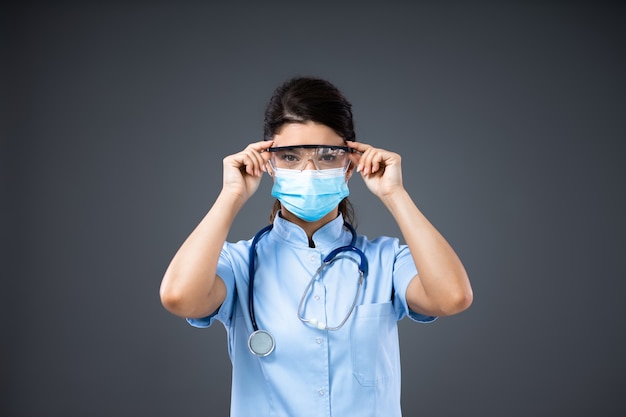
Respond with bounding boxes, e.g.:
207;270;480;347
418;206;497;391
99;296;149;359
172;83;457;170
318;389;325;396
310;255;316;262
314;295;320;301
316;337;322;344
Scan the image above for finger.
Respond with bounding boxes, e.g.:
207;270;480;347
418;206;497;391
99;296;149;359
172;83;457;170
260;140;274;172
255;140;275;173
232;150;260;177
346;141;372;153
348;143;380;174
248;139;274;152
244;150;266;176
358;147;378;175
371;152;384;174
243;140;273;175
367;150;389;176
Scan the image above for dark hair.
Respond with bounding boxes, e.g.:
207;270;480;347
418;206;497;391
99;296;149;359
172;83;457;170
263;77;356;141
265;76;357;226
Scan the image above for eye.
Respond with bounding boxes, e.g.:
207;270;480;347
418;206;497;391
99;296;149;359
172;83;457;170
318;148;346;165
318;153;337;162
279;152;300;163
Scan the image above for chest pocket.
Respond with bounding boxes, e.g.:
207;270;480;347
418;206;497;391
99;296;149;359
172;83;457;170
351;302;399;387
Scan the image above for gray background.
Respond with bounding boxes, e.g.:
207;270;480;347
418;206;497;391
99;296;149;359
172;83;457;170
3;1;625;416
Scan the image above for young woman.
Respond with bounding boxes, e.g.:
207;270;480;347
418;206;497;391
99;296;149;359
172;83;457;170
160;77;473;416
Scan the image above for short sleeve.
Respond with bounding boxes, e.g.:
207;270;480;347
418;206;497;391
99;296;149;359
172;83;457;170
392;243;437;323
186;244;238;328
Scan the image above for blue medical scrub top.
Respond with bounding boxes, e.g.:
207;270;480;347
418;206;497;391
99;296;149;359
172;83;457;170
188;214;436;417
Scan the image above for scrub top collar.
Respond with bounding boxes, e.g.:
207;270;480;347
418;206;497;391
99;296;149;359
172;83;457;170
272;211;349;250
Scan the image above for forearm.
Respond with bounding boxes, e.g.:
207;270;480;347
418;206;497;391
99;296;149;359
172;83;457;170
381;188;472;316
160;190;246;318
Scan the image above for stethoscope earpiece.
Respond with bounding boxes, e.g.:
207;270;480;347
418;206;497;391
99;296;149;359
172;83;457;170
306;317;327;330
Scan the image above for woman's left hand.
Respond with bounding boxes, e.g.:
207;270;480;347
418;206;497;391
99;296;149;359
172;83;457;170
346;141;405;199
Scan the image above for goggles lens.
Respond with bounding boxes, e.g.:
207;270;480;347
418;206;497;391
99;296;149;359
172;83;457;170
268;145;353;171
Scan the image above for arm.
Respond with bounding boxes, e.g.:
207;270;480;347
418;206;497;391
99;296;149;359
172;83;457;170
159;140;273;318
347;142;473;317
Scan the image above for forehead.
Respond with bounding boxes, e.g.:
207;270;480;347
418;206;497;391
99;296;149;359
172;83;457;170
272;121;344;147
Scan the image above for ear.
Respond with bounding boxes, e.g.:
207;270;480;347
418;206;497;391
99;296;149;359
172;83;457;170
345;161;355;181
261;147;274;177
345;146;361;182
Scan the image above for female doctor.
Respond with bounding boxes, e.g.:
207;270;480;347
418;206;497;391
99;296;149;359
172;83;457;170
160;77;473;417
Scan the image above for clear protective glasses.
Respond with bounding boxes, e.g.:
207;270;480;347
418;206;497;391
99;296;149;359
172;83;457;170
267;145;355;172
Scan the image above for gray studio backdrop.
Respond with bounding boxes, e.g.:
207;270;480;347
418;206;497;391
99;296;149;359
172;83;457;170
3;2;625;417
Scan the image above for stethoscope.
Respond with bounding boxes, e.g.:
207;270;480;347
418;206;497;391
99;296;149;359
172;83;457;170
247;222;368;357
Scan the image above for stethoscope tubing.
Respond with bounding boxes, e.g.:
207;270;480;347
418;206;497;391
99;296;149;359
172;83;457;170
248;224;273;332
247;221;366;356
248;222;362;331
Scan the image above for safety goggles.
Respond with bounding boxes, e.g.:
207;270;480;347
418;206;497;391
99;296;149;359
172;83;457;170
267;145;355;171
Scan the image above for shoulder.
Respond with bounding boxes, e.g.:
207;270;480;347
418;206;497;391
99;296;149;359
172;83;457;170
357;235;413;269
358;234;403;252
219;237;253;267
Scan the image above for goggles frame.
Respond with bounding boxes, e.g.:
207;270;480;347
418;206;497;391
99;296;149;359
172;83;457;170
267;145;355;171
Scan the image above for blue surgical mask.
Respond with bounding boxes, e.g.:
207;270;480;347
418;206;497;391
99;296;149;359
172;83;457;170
271;167;349;222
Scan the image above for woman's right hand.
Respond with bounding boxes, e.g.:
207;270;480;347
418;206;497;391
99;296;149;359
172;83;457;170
222;140;273;201
160;140;274;319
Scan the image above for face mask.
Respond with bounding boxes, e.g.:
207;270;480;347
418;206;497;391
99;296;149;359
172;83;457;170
271;167;349;222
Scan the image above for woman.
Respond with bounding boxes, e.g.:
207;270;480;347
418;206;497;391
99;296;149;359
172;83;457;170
160;77;473;416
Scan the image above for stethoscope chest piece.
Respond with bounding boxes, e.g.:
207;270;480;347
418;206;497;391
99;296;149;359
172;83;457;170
248;329;275;357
